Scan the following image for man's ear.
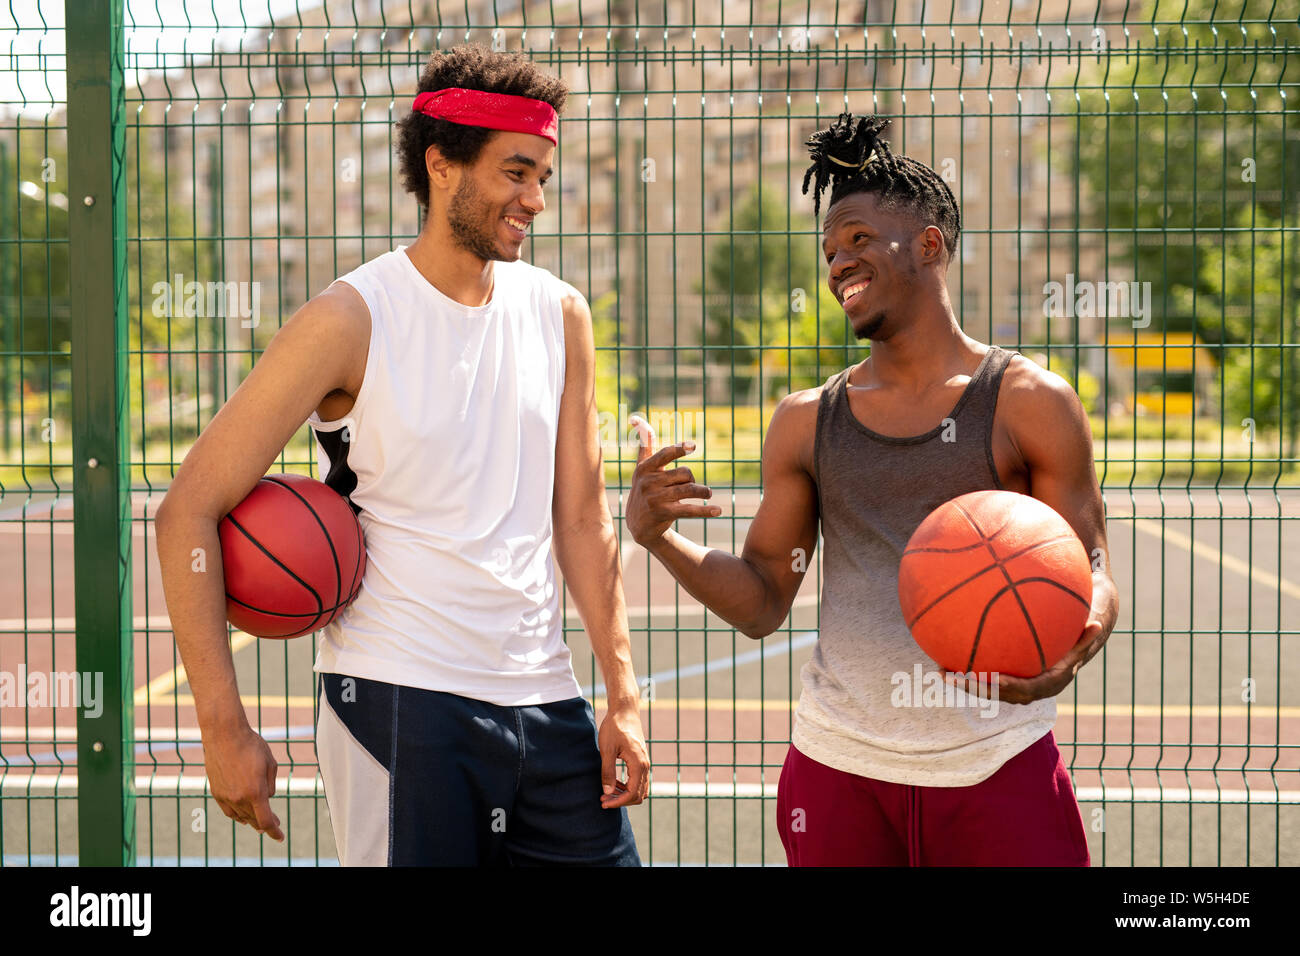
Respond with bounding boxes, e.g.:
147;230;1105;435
425;143;455;193
918;224;946;266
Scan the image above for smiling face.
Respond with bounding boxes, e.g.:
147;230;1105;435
437;130;554;263
822;190;938;342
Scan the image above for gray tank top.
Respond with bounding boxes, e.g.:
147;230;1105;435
792;345;1058;786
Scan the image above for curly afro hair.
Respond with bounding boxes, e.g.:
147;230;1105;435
802;112;961;262
396;45;569;209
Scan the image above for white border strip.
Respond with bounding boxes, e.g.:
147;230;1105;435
4;775;1298;804
647;782;1300;803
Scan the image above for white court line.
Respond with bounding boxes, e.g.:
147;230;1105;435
0;725;309;742
581;630;820;697
0;774;326;795
3;774;1296;804
598;592;818;623
646;782;1300;804
0;523;152;536
9;701;1298;734
0;493;162;521
0;614;173;631
0;598;819;633
1133;518;1300;601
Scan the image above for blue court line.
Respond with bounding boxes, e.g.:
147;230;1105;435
581;630;818;698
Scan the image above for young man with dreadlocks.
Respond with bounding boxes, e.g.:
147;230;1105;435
627;113;1118;866
158;45;647;865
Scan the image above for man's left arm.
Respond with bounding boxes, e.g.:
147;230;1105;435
551;285;650;808
980;360;1120;705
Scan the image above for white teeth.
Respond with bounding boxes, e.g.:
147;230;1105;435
505;216;528;230
842;279;870;301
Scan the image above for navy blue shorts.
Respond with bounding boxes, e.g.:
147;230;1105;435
315;672;641;867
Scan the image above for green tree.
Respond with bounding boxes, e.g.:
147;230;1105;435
1199;204;1290;433
590;288;638;420
698;183;855;401
766;282;858;398
1071;0;1300;450
125;122;217;446
0;122;70;453
0;115;216;463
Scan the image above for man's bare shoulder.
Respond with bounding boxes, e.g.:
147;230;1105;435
998;351;1092;453
553;279;591;326
296;280;371;397
766;382;831;475
552;276;584;304
310;278;371;327
772;383;825;421
1001;352;1085;399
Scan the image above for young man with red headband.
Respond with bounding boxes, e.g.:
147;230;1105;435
157;46;647;866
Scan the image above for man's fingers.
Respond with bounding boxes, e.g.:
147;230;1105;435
635;440;696;474
602;781;638;809
664;482;713;502
599;741;618;796
1077;619;1104;652
259;760;285;841
252;797;285;842
667;502;723;519
629;415;656;464
601;757;647;809
625;753;650;804
944;669;1007;701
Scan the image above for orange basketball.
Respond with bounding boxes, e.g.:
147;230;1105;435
218;473;366;639
897;490;1092;678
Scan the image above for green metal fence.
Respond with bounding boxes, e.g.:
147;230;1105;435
0;0;1296;866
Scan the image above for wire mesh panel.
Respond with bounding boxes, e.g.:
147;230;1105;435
0;1;75;865
0;0;1296;866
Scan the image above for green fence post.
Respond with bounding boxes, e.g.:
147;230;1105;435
67;0;134;866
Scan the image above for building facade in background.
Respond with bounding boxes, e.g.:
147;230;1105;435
126;0;1152;413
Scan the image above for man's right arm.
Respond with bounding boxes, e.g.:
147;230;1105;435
626;390;820;639
154;281;369;840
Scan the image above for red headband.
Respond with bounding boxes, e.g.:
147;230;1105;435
412;88;559;145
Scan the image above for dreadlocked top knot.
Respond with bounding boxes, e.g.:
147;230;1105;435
802;112;892;217
800;111;963;262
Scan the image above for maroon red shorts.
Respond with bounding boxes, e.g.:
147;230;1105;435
776;732;1090;866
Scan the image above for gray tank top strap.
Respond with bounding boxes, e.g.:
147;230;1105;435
953;344;1016;427
816;345;1015;461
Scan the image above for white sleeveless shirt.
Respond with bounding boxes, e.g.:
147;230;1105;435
307;246;583;706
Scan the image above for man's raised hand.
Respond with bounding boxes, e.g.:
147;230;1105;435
626;414;722;547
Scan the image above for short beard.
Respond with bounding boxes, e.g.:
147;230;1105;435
853;312;886;341
853;249;918;341
446;172;506;262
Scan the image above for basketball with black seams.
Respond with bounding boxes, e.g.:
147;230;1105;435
898;490;1093;678
218;473;366;639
